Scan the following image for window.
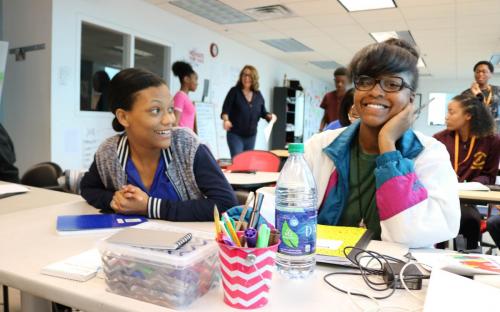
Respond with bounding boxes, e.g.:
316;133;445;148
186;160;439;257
80;23;126;112
80;22;171;112
427;93;454;126
134;37;170;81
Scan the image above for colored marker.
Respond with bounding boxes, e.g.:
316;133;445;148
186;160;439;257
244;228;257;248
256;224;270;248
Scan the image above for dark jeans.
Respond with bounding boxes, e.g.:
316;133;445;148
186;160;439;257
227;132;256;158
459;204;481;250
487;215;500;248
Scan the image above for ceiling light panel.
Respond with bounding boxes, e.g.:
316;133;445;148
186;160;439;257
491;54;500;65
310;61;342;69
169;0;255;24
338;0;396;12
261;38;313;53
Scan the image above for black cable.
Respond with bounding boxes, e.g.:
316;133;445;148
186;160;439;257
322;245;408;300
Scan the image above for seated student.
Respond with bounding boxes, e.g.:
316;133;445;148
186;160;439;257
0;123;20;183
80;68;238;221
434;94;500;249
324;88;357;130
304;38;460;248
487;215;500;249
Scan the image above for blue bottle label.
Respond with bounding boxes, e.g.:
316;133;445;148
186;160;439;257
276;209;317;255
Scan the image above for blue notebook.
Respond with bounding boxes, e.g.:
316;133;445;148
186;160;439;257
56;214;148;235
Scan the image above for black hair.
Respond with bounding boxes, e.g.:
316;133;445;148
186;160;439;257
473;61;494;73
108;68;166;132
92;70;110;92
349;38;420;90
338;88;355;127
452;94;496;137
334;67;348;77
172;61;195;85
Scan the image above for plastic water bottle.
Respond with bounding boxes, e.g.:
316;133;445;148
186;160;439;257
275;143;317;279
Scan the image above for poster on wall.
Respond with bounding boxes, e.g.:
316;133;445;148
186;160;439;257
0;41;8;102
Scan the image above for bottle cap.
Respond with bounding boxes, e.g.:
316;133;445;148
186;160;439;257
288;143;304;154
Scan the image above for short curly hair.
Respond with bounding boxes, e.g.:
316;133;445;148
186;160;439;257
452;94;496;137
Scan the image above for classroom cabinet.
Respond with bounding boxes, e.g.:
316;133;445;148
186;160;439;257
270;87;304;149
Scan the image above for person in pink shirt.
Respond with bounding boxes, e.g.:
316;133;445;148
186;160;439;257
172;61;198;132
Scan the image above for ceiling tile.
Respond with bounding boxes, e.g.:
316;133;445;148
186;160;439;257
457;0;500;15
399;4;455;20
303;13;357;27
263;17;315;30
406;17;455;30
395;0;455;7
350;8;405;23
285;0;345;15
226;21;270;33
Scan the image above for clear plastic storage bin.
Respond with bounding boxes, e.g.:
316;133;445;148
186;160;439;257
98;234;219;309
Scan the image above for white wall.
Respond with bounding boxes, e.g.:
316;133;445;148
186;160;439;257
414;76;500;137
49;0;331;171
2;0;52;174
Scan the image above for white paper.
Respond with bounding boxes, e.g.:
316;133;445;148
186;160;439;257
264;114;277;143
424;269;500;311
41;249;101;282
0;184;29;196
458;181;490;191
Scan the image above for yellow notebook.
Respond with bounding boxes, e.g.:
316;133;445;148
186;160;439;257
316;225;372;266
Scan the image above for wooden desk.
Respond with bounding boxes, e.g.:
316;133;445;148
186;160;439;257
270;149;289;158
458;190;500;205
0;188;426;312
224;171;280;190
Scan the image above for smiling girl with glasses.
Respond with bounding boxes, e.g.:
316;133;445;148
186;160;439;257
303;38;460;248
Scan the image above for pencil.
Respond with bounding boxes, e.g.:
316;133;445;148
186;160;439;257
222;213;241;247
214;205;222;237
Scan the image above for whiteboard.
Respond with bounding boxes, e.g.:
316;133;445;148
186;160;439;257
195;101;219;156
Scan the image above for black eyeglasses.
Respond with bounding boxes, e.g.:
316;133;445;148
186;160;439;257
354;75;414;93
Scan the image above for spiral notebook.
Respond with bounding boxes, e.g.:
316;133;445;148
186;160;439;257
105;228;192;250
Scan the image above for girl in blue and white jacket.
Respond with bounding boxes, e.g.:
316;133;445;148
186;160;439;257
305;39;460;248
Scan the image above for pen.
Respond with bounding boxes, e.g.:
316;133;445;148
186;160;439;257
249;192;264;229
256;224;270;248
222;213;241;247
236;192;254;231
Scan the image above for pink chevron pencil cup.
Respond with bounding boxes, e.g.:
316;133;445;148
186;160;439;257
218;239;279;309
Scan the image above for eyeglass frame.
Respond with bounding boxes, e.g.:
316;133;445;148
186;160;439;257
353;75;415;93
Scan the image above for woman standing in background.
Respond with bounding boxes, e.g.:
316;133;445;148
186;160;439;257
220;65;275;158
172;61;198;132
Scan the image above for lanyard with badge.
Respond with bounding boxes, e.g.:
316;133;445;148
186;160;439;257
454;132;476;173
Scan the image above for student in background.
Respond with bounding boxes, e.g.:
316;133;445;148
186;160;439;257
434;94;500;250
92;70;111;111
320;67;350;130
324;88;358;130
304;38;460;248
80;68;237;221
0;123;19;183
220;65;275;158
172;61;198;132
462;61;500;131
